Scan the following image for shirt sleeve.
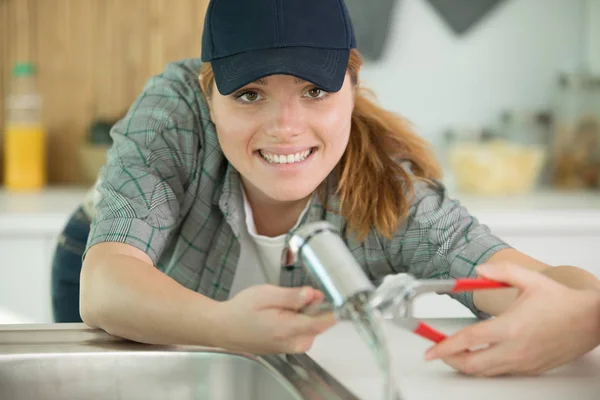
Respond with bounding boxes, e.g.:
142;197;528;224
385;178;512;319
84;61;202;266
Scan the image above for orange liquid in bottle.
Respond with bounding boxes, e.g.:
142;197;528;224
4;124;46;191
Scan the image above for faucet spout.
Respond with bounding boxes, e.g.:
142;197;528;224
282;221;403;400
281;221;375;314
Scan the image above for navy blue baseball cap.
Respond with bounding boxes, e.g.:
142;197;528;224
201;0;357;96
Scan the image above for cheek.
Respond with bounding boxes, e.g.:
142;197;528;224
317;100;353;150
211;102;257;155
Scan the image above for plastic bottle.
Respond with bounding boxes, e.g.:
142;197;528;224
3;62;47;191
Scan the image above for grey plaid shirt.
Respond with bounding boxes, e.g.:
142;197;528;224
85;58;510;318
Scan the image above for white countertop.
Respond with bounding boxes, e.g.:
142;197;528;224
1;186;600;235
309;319;600;400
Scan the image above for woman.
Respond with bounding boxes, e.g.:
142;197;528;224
51;0;600;377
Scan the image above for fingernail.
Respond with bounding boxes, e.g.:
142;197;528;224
424;349;437;361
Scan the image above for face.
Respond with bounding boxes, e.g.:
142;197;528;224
208;74;355;205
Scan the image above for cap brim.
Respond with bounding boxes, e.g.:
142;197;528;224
210;47;350;96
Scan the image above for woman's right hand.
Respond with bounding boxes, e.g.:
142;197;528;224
218;285;337;354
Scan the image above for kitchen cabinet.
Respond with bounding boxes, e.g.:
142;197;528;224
0;187;84;324
0;235;57;323
493;235;597;271
1;188;599;323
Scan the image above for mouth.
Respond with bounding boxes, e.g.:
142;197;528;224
257;147;317;165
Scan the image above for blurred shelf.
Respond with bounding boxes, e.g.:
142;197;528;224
453;190;600;234
1;186;599;235
0;186;88;235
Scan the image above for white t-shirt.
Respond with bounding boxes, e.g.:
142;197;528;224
228;185;310;299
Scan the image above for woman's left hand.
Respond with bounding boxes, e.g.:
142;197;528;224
424;263;600;377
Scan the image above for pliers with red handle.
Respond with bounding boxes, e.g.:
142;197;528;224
368;274;510;343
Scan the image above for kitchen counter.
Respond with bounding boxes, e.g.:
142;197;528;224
1;320;599;400
1;186;600;235
309;318;600;400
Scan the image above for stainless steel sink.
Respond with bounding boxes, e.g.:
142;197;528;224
0;324;358;400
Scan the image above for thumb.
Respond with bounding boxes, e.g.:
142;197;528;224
476;263;549;291
264;286;317;311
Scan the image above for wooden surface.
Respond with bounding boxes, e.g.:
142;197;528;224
0;0;9;181
0;0;209;184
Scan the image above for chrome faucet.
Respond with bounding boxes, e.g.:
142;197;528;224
282;221;403;400
282;221;510;400
282;221;508;333
281;221;375;317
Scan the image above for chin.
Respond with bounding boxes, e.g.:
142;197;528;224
261;181;318;203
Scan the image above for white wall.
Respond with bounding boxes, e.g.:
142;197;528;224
359;0;587;144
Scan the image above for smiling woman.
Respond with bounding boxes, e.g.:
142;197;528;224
48;0;600;378
198;50;440;239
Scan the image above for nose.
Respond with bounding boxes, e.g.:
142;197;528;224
264;99;306;140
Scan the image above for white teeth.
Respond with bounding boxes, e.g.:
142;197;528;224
259;149;313;164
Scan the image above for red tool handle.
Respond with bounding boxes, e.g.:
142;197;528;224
414;321;447;343
451;278;509;293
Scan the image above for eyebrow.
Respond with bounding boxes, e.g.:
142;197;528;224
253;77;306;85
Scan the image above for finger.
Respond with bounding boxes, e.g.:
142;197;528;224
311;290;326;303
311;312;337;333
286;335;318;354
475;263;552;291
483;345;569;377
300;293;335;316
425;318;508;360
441;351;469;373
285;311;337;337
476;362;520;377
442;343;516;376
261;286;319;311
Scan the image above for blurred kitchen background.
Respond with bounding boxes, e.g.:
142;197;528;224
1;0;599;324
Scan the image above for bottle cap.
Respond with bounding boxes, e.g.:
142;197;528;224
12;62;36;77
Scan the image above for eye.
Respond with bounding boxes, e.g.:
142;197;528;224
235;91;263;103
304;87;328;100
